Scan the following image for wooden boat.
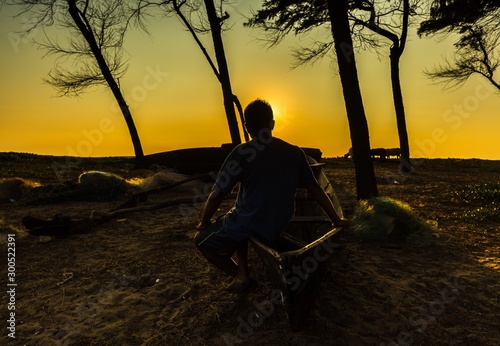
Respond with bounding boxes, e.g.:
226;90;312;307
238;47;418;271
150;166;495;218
249;157;345;331
140;145;323;175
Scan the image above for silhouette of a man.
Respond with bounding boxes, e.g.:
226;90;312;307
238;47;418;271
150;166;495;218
194;99;346;293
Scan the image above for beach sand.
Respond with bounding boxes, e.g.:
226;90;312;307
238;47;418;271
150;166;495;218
1;155;499;345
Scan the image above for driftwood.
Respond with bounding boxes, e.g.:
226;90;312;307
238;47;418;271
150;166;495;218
22;193;237;237
22;196;198;237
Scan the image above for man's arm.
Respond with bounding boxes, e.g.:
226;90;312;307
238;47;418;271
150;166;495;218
196;188;225;231
306;183;348;227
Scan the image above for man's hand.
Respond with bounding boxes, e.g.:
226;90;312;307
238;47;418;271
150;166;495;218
196;220;212;231
196;188;225;232
307;183;348;228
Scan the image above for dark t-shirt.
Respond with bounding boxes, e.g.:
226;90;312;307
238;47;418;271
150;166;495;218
214;137;316;243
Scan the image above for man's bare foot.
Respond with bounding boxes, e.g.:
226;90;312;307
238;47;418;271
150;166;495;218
225;277;255;294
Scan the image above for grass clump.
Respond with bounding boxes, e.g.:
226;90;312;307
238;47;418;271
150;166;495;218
451;183;499;222
452;182;500;204
349;197;437;245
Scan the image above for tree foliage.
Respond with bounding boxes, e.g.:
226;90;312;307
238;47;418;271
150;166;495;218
418;0;499;34
245;0;422;67
5;0;130;96
42;1;129;96
419;0;500;90
245;0;331;66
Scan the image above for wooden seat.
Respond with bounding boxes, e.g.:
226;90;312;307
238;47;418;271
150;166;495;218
250;157;345;331
249;226;343;331
291;216;332;223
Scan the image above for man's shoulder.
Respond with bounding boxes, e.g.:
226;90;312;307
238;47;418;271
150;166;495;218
274;139;308;160
228;137;304;162
272;137;301;151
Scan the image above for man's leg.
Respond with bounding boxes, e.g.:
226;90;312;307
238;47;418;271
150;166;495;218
194;232;238;277
194;229;253;293
225;241;253;293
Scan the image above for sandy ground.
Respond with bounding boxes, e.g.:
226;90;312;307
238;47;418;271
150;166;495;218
0;155;499;345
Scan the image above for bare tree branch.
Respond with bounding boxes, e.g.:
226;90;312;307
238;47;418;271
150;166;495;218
4;0;144;158
425;25;500;91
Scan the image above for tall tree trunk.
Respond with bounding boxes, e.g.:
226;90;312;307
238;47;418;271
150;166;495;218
392;0;411;172
361;0;412;173
203;0;242;145
233;95;249;141
67;0;144;159
327;0;378;200
390;48;411;172
173;1;248;142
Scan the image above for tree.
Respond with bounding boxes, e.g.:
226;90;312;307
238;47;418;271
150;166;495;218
202;0;244;144
247;0;378;199
419;0;498;31
4;0;144;159
134;0;246;144
418;0;500;90
249;0;422;174
351;0;420;172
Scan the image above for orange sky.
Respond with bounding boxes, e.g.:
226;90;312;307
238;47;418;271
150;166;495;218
0;3;498;160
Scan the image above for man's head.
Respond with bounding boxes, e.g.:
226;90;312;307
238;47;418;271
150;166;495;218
244;99;275;137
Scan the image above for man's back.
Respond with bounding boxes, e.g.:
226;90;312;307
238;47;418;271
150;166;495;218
194;99;345;294
215;137;316;243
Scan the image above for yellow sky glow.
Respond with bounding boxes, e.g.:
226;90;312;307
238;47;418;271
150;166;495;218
0;3;498;160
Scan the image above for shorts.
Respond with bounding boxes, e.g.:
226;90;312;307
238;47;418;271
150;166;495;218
195;217;246;258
